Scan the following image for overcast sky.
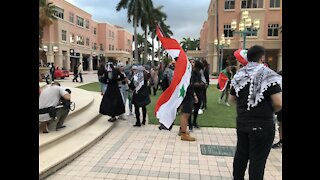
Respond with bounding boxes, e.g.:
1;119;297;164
65;0;210;42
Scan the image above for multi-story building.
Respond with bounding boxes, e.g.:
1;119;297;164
40;0;133;71
200;0;282;73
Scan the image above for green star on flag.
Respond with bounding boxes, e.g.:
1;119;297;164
179;84;186;98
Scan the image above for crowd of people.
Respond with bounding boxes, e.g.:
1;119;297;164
39;44;282;180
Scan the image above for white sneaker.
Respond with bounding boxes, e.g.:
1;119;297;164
225;102;231;107
119;114;127;120
198;109;203;114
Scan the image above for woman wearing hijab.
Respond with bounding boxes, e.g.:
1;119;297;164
99;62;126;122
129;66;151;127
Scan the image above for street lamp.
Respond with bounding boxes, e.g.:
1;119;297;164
43;45;48;52
231;10;260;49
214;34;231;72
53;46;59;53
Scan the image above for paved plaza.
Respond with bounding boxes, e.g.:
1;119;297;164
41;73;282;180
45;121;282;180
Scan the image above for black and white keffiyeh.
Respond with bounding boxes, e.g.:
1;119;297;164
231;62;282;110
133;66;145;92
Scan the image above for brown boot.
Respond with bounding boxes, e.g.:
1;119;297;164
40;122;49;133
178;129;190;136
181;132;195;141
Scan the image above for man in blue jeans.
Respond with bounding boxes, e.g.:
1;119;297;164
229;45;282;180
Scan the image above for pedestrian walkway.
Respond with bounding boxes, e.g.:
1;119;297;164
45;120;282;180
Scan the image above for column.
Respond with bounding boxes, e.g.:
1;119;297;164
277;48;282;71
46;52;54;63
89;55;93;71
55;53;63;69
65;55;71;71
206;7;217;74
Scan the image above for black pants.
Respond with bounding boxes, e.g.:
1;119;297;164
233;123;275;180
134;104;146;125
188;98;202;127
72;74;78;82
79;73;83;82
202;87;207;109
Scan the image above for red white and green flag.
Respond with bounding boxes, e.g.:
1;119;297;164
154;25;192;129
217;72;229;91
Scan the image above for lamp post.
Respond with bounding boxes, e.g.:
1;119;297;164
231;11;260;49
214;34;231;73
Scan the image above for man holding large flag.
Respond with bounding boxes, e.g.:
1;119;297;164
154;23;196;141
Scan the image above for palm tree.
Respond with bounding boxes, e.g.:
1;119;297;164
148;5;167;66
180;37;200;51
116;0;150;64
156;23;173;60
39;0;56;47
139;0;154;64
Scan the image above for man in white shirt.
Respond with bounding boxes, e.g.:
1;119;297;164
78;62;83;83
39;82;71;133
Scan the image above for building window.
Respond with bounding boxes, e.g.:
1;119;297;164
93;43;97;50
70;34;75;43
86;38;90;46
127;39;131;46
109;30;111;37
77;16;84;27
100;44;104;51
112;32;114;38
94;28;97;35
224;0;235;10
54;6;64;19
112;45;114;50
246;27;258;36
224;25;233;37
76;35;84;45
62;30;67;41
268;24;279;37
85;20;90;29
270;0;280;8
109;44;111;51
241;0;263;9
69;13;74;23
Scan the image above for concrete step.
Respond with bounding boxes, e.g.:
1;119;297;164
39;114;116;180
39;92;99;152
39;87;94;132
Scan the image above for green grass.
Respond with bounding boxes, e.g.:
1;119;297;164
77;82;101;92
78;83;236;128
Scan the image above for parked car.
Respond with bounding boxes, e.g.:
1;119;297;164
54;67;69;79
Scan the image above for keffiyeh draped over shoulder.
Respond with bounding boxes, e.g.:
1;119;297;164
133;66;145;92
231;62;282;110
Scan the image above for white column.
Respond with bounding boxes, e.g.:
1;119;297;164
277;48;282;71
46;52;54;63
65;55;70;71
55;53;63;68
89;55;93;71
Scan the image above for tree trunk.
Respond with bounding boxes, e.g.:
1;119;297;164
134;16;139;64
152;36;155;67
158;40;161;60
143;29;148;65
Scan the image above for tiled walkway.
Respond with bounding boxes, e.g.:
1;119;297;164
46;119;282;180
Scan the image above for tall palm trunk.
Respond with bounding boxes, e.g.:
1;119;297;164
143;29;148;65
158;40;161;60
151;36;155;66
134;15;139;64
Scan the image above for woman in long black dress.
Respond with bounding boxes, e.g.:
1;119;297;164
99;62;125;122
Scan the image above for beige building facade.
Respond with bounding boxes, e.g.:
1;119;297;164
41;0;133;71
200;0;282;73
